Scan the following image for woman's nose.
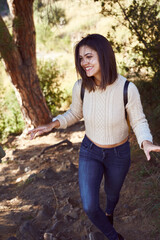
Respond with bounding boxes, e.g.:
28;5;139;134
81;58;89;66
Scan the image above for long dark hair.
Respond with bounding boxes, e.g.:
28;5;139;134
74;34;118;91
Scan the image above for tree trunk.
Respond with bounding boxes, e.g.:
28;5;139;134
0;0;52;129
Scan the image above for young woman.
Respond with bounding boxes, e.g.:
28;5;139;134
29;34;160;240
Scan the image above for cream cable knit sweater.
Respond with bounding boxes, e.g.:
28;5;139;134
53;75;152;147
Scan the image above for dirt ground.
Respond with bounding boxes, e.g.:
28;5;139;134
0;121;159;240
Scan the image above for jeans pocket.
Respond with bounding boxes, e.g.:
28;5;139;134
81;137;90;149
115;141;130;159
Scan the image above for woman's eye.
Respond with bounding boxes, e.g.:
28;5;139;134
87;55;92;59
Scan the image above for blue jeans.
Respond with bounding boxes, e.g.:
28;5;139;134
79;135;131;240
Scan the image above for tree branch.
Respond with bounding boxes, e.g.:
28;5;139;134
7;0;36;68
0;15;22;79
117;0;149;50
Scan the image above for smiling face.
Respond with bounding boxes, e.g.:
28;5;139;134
79;45;101;85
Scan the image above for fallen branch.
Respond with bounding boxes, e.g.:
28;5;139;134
39;139;73;156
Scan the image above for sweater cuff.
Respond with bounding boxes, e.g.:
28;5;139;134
52;115;68;129
138;135;153;149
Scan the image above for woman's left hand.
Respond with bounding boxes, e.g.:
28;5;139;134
142;140;160;161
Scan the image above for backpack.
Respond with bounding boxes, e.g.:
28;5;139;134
80;80;130;126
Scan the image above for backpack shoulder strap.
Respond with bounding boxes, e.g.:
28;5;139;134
80;83;85;102
123;80;130;120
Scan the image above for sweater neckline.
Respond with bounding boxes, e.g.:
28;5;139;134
94;74;122;91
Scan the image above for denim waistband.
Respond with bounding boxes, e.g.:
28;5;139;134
82;135;129;152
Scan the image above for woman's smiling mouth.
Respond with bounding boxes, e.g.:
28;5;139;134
85;67;93;71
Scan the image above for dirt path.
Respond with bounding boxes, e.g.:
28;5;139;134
0;121;159;240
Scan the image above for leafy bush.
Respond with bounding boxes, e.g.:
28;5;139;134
0;85;24;140
37;60;66;116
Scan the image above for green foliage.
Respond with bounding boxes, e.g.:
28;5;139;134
96;0;160;76
37;60;66;116
34;1;68;51
34;0;67;27
36;23;53;47
0;85;24;140
134;73;160;133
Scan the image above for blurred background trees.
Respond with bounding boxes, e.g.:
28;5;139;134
0;0;159;140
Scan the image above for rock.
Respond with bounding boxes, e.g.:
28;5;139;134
36;204;55;222
30;156;37;161
24;166;31;172
47;220;64;235
89;232;104;240
16;177;22;183
44;232;53;240
27;173;37;182
40;167;58;180
66;210;79;220
17;221;39;240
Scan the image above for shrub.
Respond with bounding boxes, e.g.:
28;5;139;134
0;85;24;140
37;60;66;116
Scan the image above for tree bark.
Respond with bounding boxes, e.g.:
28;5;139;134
0;0;52;129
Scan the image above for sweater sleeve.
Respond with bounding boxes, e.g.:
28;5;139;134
52;79;83;129
126;82;153;148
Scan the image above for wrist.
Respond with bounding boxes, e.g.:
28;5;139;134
142;140;152;148
51;120;60;128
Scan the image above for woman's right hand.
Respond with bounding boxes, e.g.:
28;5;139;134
28;120;60;140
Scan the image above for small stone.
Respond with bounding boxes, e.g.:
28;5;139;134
89;232;104;240
16;177;22;183
44;232;53;240
67;211;78;219
30;156;37;161
24;166;31;172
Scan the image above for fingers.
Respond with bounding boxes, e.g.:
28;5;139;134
144;146;160;161
142;141;160;161
28;127;45;140
144;150;151;161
